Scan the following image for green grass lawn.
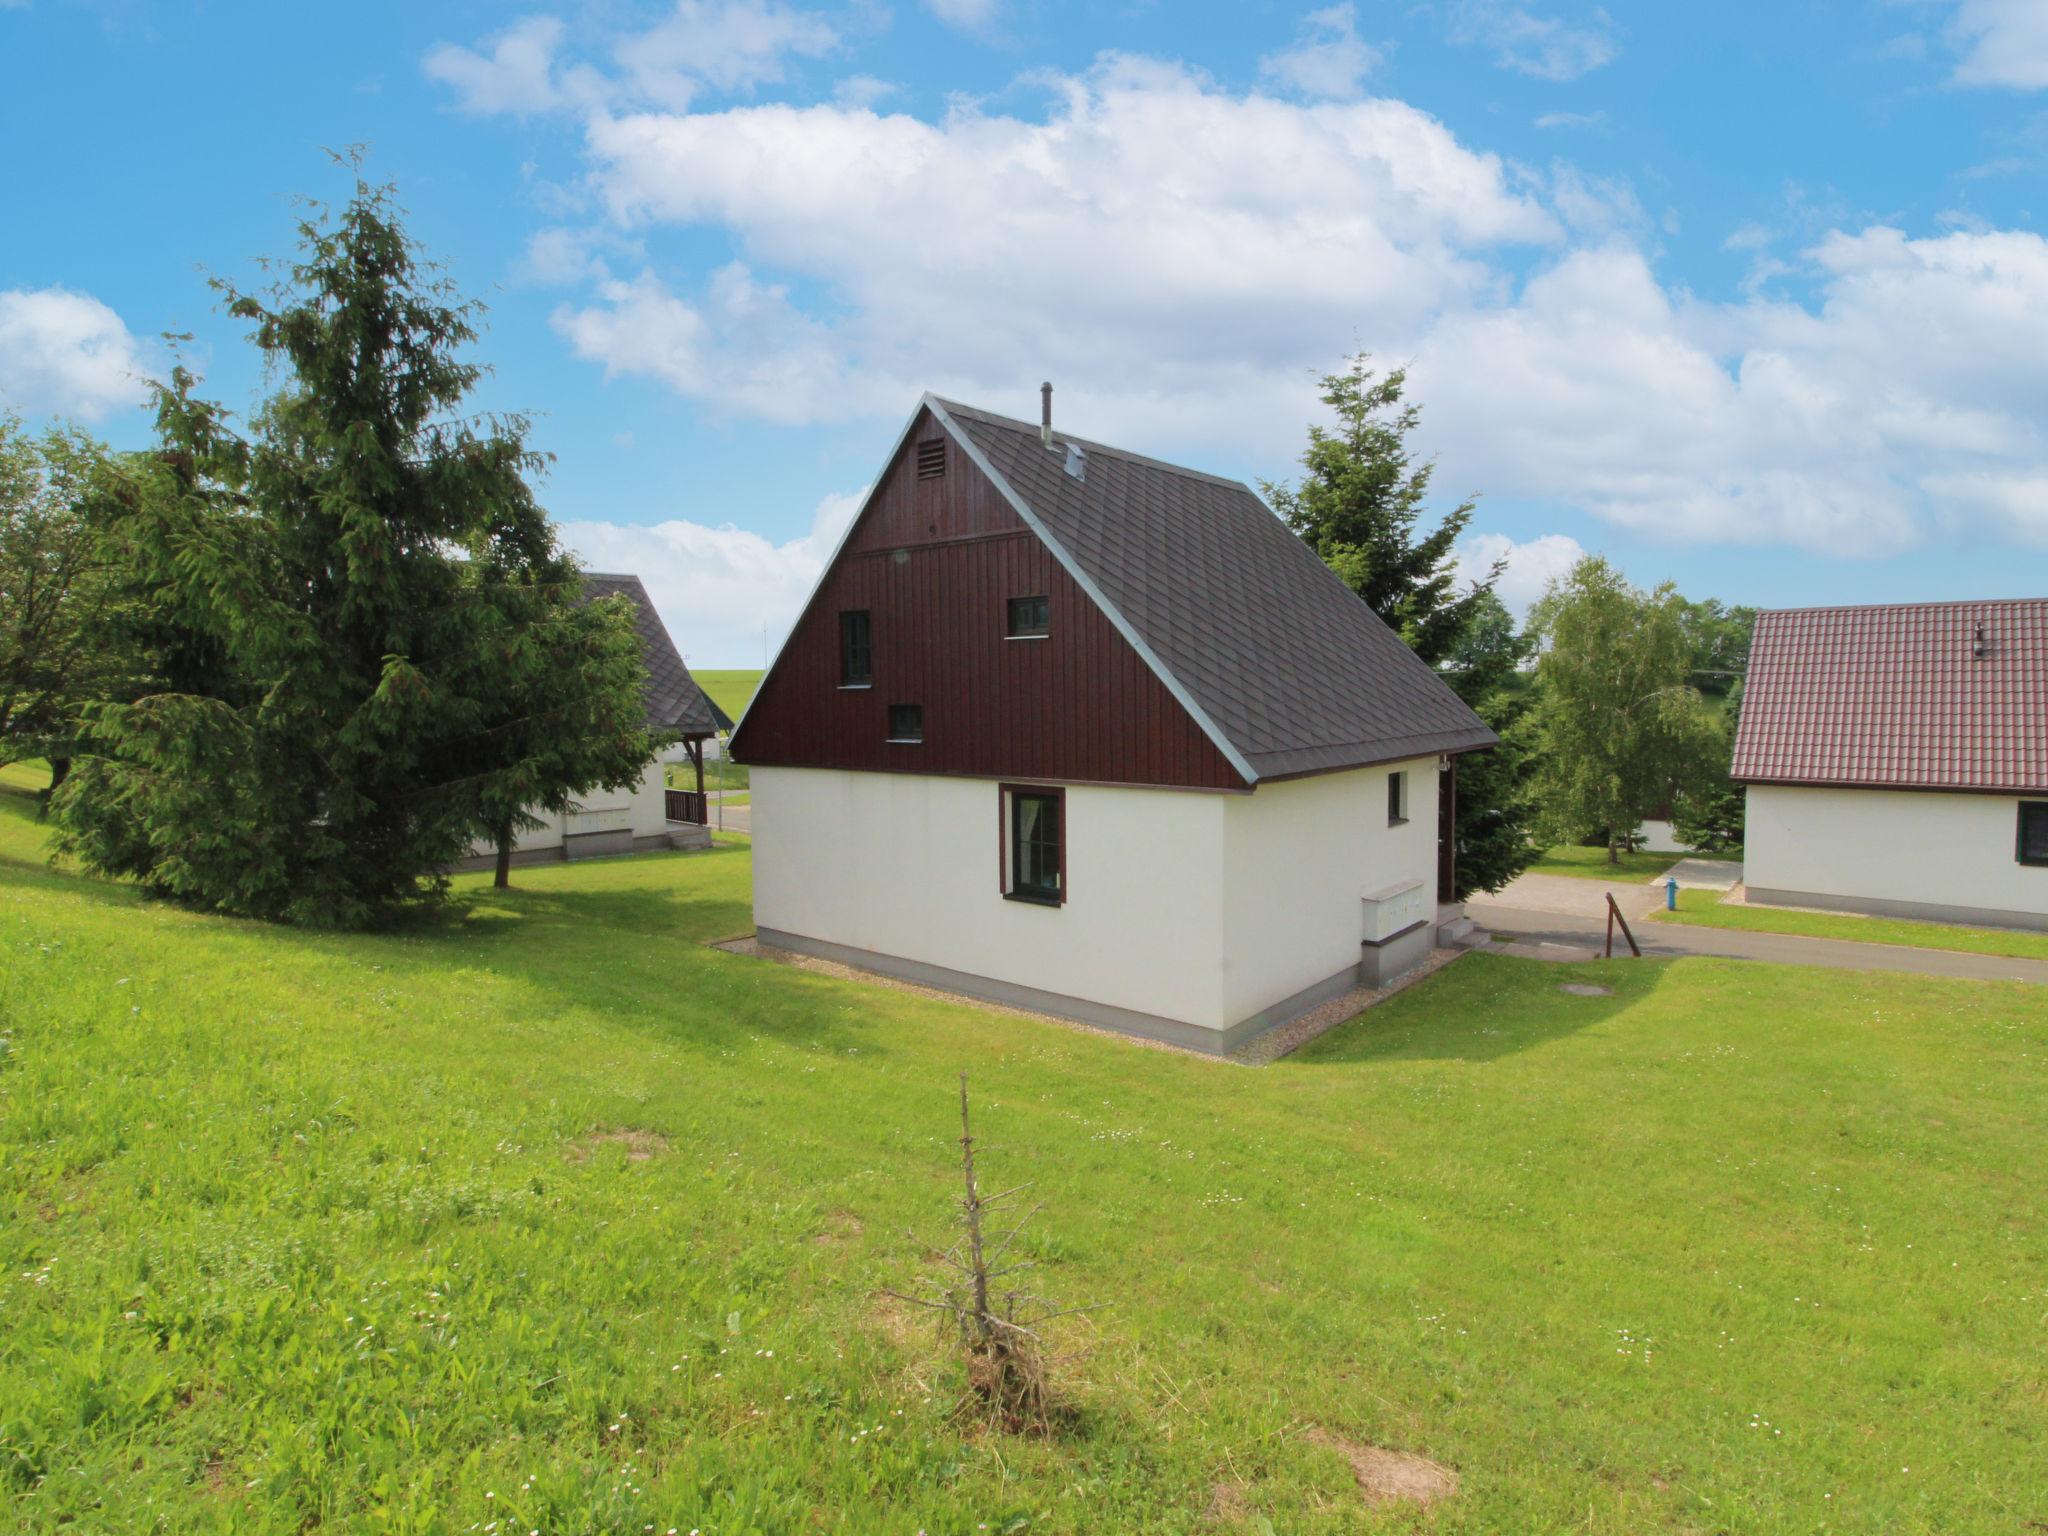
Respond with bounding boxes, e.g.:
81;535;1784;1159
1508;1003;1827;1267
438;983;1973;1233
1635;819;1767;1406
1526;844;1693;882
3;759;2045;1533
1652;886;2048;962
692;668;763;726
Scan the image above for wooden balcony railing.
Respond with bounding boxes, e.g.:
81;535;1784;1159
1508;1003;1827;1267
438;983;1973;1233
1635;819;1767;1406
665;789;708;825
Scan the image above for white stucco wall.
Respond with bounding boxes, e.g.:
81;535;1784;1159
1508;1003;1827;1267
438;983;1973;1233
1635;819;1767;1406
1744;785;2048;920
467;757;671;857
751;759;1444;1034
751;767;1230;1028
1220;758;1440;1023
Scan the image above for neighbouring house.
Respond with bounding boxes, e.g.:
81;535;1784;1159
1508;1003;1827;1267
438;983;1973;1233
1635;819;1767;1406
729;390;1497;1053
1732;599;2048;931
455;573;729;872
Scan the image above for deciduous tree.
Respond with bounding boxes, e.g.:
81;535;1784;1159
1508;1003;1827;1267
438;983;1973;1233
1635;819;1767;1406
1529;557;1722;863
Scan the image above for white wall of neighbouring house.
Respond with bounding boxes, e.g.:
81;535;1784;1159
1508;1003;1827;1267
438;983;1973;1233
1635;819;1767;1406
466;756;671;857
1220;757;1440;1024
751;766;1232;1030
1744;785;2048;923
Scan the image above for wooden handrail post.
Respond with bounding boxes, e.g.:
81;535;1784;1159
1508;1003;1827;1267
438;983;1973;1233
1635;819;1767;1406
1605;892;1641;958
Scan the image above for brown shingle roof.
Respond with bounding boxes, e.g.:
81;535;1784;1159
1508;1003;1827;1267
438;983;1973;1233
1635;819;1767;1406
579;573;727;737
931;398;1497;782
1731;599;2048;793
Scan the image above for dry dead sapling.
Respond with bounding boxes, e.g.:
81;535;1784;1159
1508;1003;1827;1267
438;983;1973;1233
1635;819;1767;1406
884;1072;1102;1433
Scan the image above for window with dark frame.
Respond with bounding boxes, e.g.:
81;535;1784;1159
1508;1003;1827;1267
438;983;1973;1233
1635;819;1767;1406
1008;790;1062;904
1387;770;1409;826
1007;594;1050;639
887;703;923;743
839;610;872;687
2020;802;2048;867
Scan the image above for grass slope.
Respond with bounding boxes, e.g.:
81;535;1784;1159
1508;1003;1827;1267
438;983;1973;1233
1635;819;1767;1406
1654;886;2048;961
3;761;2045;1533
1526;845;1686;882
691;669;763;726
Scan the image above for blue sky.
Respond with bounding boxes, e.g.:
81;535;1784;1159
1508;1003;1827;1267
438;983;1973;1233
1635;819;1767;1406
3;0;2045;665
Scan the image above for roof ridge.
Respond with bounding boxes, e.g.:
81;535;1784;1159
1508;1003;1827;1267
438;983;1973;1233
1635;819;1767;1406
1761;597;2048;616
928;395;1259;495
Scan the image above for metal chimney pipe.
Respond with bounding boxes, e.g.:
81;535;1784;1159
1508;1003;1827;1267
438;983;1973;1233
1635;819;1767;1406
1040;381;1053;446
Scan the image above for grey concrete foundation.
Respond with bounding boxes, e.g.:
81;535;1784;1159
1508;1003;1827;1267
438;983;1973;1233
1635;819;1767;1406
753;927;1431;1056
1745;886;2048;934
1360;919;1433;986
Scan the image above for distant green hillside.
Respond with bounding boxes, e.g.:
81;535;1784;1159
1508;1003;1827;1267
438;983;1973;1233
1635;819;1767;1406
691;668;763;725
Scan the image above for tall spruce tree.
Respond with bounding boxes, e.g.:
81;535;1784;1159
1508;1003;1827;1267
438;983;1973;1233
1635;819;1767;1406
53;168;662;925
1263;355;1497;666
1438;589;1540;897
1267;356;1534;896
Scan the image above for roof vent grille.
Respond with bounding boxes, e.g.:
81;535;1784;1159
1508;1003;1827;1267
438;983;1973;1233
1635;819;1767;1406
916;438;946;479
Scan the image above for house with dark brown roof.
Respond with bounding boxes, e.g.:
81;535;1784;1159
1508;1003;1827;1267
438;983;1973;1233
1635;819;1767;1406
1732;599;2048;930
457;573;728;871
730;389;1496;1052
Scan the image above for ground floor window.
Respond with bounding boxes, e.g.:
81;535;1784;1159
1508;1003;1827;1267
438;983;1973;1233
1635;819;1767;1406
1003;784;1064;905
2020;802;2048;867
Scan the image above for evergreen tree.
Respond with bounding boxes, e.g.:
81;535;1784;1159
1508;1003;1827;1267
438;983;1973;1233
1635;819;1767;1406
1263;355;1497;666
54;167;662;925
1438;589;1540;898
1528;557;1723;863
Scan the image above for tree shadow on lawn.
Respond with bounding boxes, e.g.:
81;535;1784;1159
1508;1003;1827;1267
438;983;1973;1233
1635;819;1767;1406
1289;951;1673;1064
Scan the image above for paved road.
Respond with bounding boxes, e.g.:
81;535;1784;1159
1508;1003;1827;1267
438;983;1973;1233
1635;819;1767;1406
1471;900;2048;985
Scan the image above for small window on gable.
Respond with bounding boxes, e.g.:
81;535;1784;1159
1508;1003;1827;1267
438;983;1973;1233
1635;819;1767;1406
839;610;872;687
1007;595;1050;639
916;438;947;479
888;703;923;743
2020;802;2048;867
1005;786;1063;905
1387;770;1409;827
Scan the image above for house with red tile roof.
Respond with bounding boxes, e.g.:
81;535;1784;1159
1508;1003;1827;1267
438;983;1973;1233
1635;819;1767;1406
1731;599;2048;931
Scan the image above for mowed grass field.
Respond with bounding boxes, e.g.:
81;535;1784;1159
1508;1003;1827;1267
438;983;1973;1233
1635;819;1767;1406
690;669;763;727
1654;887;2048;962
3;761;2045;1534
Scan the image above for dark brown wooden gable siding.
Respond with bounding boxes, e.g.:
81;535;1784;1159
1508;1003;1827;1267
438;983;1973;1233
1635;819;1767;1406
731;408;1245;791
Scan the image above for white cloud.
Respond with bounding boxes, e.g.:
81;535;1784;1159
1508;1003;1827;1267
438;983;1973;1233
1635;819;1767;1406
1444;2;1618;81
1948;0;2048;89
0;286;151;421
925;0;1001;34
553;263;883;423
1452;531;1587;615
486;46;2048;561
575;56;1556;452
1533;109;1605;129
1411;229;2048;554
423;16;602;117
559;486;865;665
424;3;837;118
1259;4;1382;101
832;73;897;109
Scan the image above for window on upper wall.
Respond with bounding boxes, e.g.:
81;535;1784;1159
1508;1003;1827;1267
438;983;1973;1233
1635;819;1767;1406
839;610;872;687
887;703;923;743
1007;595;1050;639
2020;803;2048;867
1387;770;1409;827
1006;787;1063;905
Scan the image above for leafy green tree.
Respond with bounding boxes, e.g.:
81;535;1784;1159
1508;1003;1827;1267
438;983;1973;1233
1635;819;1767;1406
1438;589;1541;897
0;419;131;798
54;167;661;926
1263;355;1496;666
1529;556;1723;863
1675;597;1758;699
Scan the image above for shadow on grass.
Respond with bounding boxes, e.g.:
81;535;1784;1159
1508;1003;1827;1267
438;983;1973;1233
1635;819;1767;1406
1289;950;1671;1064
